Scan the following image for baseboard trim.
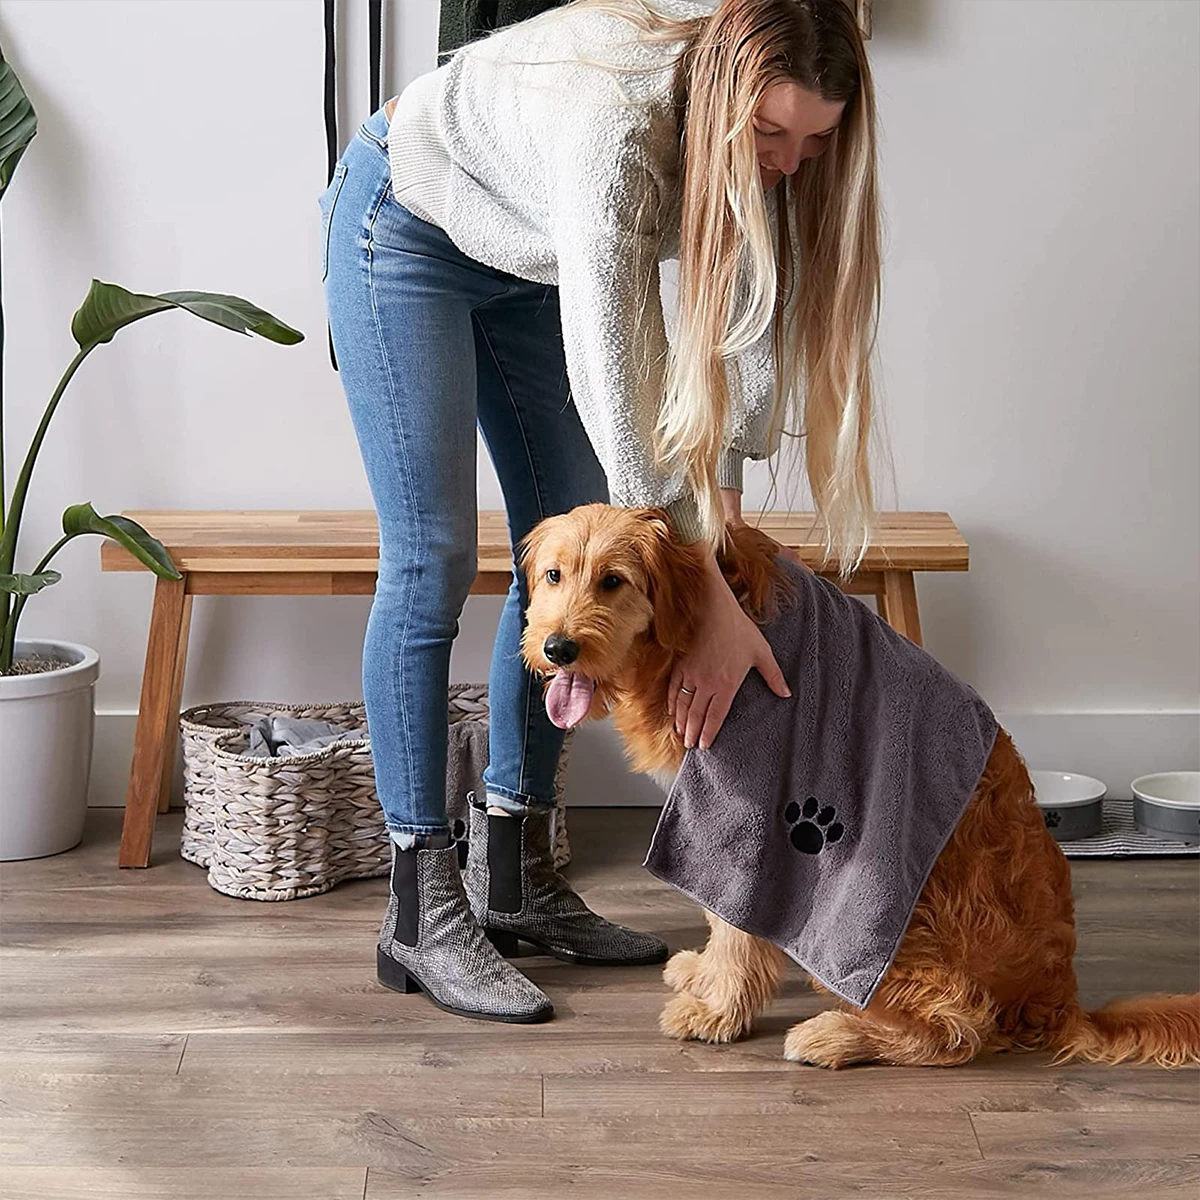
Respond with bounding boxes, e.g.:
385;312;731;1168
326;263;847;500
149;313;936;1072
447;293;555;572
89;709;1199;808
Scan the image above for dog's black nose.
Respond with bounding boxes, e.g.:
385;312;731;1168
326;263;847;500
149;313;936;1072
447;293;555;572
544;633;579;666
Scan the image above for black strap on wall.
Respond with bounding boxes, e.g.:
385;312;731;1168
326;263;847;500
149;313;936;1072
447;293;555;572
369;0;383;113
324;0;338;186
323;2;385;370
324;0;339;369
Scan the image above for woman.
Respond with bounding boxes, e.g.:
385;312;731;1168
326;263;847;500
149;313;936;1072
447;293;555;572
320;0;880;1023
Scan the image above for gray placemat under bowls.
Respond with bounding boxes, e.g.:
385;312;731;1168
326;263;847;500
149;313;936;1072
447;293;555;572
1056;799;1198;858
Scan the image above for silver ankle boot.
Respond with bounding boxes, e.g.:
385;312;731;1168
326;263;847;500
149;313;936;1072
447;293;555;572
464;803;669;966
377;843;554;1024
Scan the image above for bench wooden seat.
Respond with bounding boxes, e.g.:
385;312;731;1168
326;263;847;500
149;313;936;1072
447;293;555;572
101;510;968;867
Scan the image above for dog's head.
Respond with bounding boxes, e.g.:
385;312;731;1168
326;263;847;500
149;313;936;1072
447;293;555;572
520;504;707;730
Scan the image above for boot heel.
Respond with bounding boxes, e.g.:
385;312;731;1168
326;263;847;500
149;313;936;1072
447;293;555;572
377;946;422;994
486;928;520;957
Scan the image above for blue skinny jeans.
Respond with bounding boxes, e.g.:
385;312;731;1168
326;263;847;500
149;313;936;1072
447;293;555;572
320;107;607;845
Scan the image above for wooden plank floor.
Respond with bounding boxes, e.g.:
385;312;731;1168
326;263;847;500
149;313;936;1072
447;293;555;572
1;808;1197;1200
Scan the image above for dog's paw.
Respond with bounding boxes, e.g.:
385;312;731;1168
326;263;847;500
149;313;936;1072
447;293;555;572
783;1010;870;1068
662;949;704;995
660;993;752;1044
784;797;844;855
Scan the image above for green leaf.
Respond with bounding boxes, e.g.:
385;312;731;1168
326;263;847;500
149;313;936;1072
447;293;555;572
0;49;38;200
70;281;304;352
0;570;60;596
63;503;182;580
161;291;305;345
69;283;174;350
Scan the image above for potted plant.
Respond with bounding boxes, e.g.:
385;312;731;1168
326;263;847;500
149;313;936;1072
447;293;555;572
0;48;303;859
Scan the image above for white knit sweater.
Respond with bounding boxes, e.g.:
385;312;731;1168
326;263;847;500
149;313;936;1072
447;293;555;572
388;0;779;540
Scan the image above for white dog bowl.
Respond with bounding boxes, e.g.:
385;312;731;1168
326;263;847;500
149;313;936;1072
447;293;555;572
1131;772;1200;845
1030;771;1106;842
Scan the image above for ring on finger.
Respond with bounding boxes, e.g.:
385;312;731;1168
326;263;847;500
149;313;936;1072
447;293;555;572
679;685;696;696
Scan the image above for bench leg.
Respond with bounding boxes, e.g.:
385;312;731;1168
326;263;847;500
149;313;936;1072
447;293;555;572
119;575;189;868
879;571;923;647
157;594;193;814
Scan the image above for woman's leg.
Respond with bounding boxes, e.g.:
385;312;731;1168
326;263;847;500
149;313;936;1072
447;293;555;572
321;111;553;1023
463;283;667;966
325;122;486;848
472;284;609;811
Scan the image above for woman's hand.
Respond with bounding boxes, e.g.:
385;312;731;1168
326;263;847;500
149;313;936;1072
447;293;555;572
668;546;791;751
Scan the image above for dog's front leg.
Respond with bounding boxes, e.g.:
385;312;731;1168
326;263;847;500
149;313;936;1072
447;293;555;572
660;912;787;1043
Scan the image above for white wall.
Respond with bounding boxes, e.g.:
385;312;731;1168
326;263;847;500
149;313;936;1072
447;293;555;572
2;0;1196;808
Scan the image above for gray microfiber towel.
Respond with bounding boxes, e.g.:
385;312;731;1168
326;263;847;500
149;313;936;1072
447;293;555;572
244;715;368;759
644;558;999;1009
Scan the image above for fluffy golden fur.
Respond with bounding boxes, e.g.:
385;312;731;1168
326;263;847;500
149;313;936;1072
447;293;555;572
521;503;1200;1068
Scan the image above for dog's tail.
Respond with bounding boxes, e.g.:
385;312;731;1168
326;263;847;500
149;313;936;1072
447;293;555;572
1052;993;1200;1066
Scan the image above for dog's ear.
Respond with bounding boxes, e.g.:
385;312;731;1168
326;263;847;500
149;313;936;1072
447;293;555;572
721;524;789;623
517;521;550;597
631;510;708;655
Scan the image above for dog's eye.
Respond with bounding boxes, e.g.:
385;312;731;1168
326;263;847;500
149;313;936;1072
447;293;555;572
600;574;623;591
546;568;561;585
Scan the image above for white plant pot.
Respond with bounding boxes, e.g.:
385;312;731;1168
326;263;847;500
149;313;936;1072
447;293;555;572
0;640;100;861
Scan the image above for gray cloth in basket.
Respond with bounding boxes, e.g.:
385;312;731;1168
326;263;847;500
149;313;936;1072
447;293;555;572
644;558;999;1009
244;714;368;759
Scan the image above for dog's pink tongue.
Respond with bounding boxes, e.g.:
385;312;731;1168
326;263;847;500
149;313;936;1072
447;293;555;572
545;671;596;729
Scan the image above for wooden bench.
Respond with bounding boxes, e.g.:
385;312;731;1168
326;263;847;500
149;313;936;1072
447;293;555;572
101;510;968;867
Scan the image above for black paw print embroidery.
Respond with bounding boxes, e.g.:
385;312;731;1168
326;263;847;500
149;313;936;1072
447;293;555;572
785;797;844;855
1043;809;1061;830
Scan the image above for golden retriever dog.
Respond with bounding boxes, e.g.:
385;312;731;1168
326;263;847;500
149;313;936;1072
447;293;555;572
520;503;1200;1068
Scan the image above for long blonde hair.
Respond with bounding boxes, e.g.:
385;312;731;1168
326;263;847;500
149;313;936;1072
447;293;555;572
553;0;881;571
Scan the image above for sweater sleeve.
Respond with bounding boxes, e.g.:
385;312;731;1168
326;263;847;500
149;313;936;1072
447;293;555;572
726;319;780;465
653;194;784;500
546;111;705;542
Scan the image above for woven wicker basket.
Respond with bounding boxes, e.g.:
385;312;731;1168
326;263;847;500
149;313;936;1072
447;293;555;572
179;687;570;901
